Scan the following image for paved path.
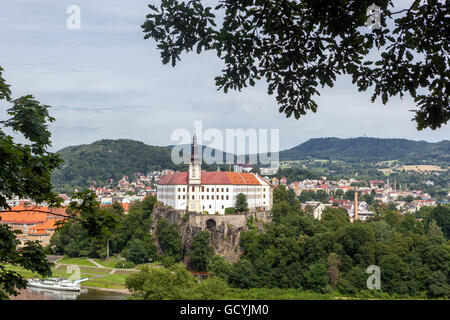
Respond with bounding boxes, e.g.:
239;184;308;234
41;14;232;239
46;255;63;262
87;258;105;268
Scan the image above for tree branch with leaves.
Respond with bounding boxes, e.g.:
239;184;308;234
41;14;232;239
0;66;119;299
142;0;449;130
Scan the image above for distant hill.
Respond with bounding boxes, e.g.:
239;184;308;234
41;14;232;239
279;137;450;163
51;139;176;189
51;139;236;190
51;137;449;190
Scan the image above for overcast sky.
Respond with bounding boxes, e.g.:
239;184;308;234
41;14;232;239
0;0;448;152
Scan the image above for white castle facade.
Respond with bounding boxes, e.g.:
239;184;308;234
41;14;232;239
157;134;272;214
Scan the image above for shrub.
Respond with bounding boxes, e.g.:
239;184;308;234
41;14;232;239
160;255;176;268
225;207;235;214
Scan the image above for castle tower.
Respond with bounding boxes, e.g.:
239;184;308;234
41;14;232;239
188;132;202;212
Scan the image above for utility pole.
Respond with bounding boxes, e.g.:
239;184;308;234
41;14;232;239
106;239;109;259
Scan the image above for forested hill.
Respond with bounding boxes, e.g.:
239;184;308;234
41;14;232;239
51;137;449;190
51;139;234;190
51;139;177;190
279;137;450;163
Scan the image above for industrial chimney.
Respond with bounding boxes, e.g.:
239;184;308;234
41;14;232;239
354;189;359;221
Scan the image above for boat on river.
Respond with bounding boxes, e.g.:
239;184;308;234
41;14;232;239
27;277;88;291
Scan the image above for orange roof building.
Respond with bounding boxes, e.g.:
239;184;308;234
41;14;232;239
0;206;67;246
157;134;272;214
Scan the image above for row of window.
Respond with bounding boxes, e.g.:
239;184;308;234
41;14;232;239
173;186;268;193
158;194;175;199
178;194;230;200
162;191;267;200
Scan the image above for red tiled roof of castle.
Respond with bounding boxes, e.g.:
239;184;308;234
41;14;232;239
159;171;266;185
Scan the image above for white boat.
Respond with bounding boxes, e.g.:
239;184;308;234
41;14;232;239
27;277;89;292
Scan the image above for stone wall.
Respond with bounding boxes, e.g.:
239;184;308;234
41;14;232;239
150;205;271;264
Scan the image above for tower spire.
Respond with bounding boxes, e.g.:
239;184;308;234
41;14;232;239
191;130;200;165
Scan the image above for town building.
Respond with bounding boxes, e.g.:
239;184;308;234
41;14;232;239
157;134;272;214
233;163;253;173
0;206;67;246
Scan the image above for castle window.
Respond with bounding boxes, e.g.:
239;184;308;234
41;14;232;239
221;188;224;192
226;195;229;200
192;186;195;192
202;195;204;200
212;195;214;200
207;195;209;200
178;188;180;192
202;186;204;192
183;195;185;199
178;195;180;199
221;195;224;200
226;188;229;192
192;195;195;200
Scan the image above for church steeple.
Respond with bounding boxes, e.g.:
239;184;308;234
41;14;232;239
189;131;202;185
191;131;201;165
188;131;202;212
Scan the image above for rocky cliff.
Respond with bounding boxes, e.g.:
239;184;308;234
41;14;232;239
150;205;272;264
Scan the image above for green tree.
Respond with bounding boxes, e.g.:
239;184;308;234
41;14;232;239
156;218;183;261
208;255;233;282
378;254;408;294
126;263;196;300
425;205;450;239
190;231;214;271
123;236;157;264
304;263;329;293
426;271;449;298
230;259;256;289
0;66;118;298
337;266;368;295
338;224;375;258
141;195;157;219
426;220;446;245
142;0;449;129
235;193;248;212
193;277;230;300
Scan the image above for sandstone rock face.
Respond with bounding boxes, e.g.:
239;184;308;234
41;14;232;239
151;205;271;264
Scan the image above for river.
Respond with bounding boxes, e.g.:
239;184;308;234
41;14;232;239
9;287;128;300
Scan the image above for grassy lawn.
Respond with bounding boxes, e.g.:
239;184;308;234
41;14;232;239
78;266;111;274
4;265;91;280
92;256;122;268
113;269;139;275
57;257;96;267
83;274;129;290
82;281;125;290
4;265;40;279
92;274;128;284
